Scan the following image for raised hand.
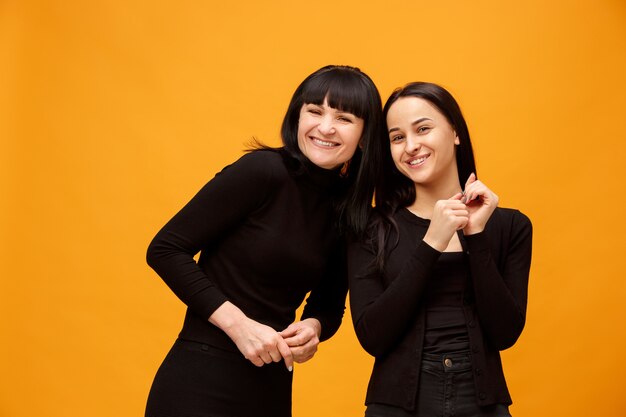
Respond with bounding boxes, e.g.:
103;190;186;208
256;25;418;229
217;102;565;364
461;173;499;235
423;193;469;252
280;318;322;364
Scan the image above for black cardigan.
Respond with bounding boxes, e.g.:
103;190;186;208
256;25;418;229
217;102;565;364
348;207;532;410
147;150;348;351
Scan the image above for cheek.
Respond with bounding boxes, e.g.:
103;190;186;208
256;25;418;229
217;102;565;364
390;147;403;165
297;113;313;132
297;119;313;142
349;125;365;148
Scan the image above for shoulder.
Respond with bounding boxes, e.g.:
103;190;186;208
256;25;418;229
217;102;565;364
218;149;289;186
492;207;532;229
487;207;533;242
233;149;286;172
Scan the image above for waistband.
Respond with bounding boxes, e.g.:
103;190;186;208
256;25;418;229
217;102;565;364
421;350;472;373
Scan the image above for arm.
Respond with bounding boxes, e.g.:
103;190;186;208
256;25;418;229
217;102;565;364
349;198;468;358
146;152;273;318
146;151;293;369
348;235;441;358
300;241;349;341
461;175;533;349
281;241;349;363
465;211;533;350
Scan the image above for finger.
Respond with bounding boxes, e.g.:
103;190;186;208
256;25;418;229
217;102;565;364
462;173;477;203
290;341;317;363
277;339;294;371
283;330;313;348
293;351;315;363
450;192;463;200
241;344;266;367
464;172;476;190
290;346;304;362
268;347;283;363
259;351;274;365
246;354;265;367
443;206;467;218
279;323;299;338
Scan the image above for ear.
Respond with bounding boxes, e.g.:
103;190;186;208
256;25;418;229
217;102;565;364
454;132;460;145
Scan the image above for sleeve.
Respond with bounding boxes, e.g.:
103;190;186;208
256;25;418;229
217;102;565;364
146;151;278;320
347;234;441;357
300;240;349;342
464;210;533;350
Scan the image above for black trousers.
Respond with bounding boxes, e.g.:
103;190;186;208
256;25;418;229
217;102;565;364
365;351;512;417
145;338;293;417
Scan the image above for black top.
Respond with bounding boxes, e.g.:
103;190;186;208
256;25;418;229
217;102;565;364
348;207;532;410
423;251;471;354
147;150;349;351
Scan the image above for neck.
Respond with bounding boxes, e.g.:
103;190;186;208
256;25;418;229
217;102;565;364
407;173;462;219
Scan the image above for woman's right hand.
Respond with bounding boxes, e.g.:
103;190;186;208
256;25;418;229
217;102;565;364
422;193;469;252
209;302;294;371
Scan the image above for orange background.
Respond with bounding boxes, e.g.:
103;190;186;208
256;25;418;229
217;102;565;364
2;1;625;416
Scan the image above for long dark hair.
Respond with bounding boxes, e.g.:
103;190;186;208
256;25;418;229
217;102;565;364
252;65;383;235
363;82;477;270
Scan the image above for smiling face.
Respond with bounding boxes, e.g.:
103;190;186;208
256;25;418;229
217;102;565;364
386;97;460;188
297;98;364;170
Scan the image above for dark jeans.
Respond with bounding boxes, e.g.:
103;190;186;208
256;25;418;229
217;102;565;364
365;351;512;417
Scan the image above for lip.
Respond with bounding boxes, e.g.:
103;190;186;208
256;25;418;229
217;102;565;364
406;153;430;168
309;135;340;148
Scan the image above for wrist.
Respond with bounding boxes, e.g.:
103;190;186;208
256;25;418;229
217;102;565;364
423;234;446;252
463;226;485;235
209;301;247;333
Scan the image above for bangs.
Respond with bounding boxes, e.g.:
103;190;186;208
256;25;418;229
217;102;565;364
300;72;371;119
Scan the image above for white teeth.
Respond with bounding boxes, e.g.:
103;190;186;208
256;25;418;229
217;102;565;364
409;156;427;165
312;138;337;147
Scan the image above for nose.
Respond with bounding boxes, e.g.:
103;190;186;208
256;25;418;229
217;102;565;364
405;134;421;154
318;115;336;136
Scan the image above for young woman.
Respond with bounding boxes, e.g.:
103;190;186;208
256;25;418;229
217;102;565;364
145;65;383;417
348;82;532;417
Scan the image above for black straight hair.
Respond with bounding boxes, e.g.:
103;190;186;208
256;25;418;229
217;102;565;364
361;82;477;270
251;65;383;236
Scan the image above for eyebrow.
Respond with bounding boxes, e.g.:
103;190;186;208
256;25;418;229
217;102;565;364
388;117;432;133
306;103;355;116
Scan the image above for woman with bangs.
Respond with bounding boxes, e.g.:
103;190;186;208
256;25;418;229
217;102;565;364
144;65;383;417
348;82;532;417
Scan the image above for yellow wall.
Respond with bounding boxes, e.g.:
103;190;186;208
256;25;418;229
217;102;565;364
2;1;625;416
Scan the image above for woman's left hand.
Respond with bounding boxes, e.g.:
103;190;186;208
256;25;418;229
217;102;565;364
279;318;322;363
461;173;499;235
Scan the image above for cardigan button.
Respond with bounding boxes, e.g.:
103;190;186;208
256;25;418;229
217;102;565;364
468;320;475;328
472;345;479;353
479;392;487;400
475;368;482;376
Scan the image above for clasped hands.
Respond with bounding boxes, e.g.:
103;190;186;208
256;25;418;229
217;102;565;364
222;311;321;371
423;173;499;252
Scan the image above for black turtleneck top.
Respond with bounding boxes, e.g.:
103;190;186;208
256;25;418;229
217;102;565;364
147;149;348;351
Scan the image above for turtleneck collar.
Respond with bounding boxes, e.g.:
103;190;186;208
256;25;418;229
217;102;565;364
279;148;344;193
